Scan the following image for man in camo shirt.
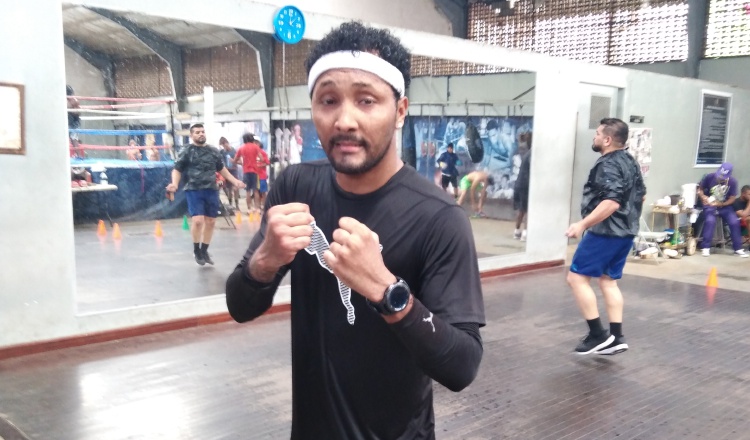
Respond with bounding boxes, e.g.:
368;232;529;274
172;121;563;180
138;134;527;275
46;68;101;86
167;124;245;265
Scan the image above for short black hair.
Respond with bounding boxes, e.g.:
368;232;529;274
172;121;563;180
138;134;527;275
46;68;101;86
599;118;628;146
242;133;255;143
486;119;499;131
742;185;750;193
305;21;411;100
189;123;204;133
447;143;454;149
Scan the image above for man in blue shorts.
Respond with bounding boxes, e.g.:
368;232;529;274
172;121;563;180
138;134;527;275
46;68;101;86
565;118;646;356
166;124;245;266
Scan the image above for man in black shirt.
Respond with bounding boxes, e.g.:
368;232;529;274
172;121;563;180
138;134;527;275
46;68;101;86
513;132;532;241
166;124;245;265
566;118;646;356
436;142;461;198
225;22;485;439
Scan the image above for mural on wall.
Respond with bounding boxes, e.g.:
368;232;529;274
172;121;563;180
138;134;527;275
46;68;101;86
626;127;652;179
271;119;326;167
405;115;534;200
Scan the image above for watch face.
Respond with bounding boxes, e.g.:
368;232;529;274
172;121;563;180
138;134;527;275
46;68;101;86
388;284;410;312
274;6;306;44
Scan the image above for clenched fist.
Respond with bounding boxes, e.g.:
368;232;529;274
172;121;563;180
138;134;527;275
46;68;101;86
249;203;314;282
323;217;396;302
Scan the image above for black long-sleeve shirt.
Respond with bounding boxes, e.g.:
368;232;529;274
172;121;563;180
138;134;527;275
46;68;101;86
225;161;485;439
581;149;646;237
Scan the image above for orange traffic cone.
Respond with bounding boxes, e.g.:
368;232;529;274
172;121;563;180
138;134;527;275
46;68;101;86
154;220;163;237
113;223;122;240
236;211;242;225
97;220;107;237
706;267;718;288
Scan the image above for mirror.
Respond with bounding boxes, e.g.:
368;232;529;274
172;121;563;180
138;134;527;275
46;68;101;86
404;56;536;258
63;4;536;314
63;5;296;313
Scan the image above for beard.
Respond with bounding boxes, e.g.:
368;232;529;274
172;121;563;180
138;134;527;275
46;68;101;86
591;143;602;152
326;134;390;175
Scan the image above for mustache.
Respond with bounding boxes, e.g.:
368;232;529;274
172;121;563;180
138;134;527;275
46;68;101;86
329;134;367;148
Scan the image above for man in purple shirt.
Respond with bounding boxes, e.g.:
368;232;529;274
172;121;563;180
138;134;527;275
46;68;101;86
697;162;748;257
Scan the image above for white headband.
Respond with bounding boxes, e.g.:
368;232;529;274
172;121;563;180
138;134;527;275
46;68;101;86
307;51;405;98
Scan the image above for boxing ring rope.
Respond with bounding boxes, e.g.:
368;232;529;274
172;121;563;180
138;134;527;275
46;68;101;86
69;129;173;136
66;95;198;224
68;95;177;160
68;95;172;104
75;144;175;151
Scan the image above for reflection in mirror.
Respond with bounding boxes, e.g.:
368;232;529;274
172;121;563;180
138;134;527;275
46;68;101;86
63;4;312;313
64;3;534;314
403;55;536;258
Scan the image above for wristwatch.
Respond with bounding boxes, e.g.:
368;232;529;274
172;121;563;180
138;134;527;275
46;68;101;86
367;278;411;315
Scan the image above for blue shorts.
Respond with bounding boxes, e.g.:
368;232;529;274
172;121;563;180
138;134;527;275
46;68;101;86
258;179;268;193
570;232;634;280
185;189;220;218
243;173;258;191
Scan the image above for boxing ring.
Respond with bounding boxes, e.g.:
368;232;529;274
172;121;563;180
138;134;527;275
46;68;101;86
68;96;189;224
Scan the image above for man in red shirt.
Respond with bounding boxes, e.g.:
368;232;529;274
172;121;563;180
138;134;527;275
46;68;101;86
233;133;261;213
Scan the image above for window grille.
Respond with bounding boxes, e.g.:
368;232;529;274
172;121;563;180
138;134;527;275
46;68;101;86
467;0;688;66
705;0;750;57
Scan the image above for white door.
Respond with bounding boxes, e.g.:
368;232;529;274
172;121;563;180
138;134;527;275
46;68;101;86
569;84;620;224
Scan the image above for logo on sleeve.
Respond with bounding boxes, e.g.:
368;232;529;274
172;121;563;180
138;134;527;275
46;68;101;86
423;312;435;333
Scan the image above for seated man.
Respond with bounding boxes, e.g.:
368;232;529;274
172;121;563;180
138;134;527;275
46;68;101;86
457;170;495;217
697;163;748;257
733;185;750;243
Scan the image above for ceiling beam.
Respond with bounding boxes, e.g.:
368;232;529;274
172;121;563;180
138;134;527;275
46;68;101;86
686;0;708;79
235;29;275;108
64;36;116;97
434;0;468;39
87;7;186;111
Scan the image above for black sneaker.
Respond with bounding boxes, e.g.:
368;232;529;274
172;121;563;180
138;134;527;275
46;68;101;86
202;250;214;265
596;335;628;356
574;331;615;355
194;251;206;266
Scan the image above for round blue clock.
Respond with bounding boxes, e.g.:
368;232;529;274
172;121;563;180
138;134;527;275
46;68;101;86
273;5;306;44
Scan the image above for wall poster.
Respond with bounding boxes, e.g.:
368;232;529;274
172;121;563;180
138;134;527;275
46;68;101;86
401;115;534;200
626;127;652;179
695;90;731;167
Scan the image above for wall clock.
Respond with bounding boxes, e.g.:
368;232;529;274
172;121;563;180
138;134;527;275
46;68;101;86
273;5;306;44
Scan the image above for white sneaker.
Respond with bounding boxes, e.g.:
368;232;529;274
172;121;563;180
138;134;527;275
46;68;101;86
520;230;527;242
702;248;710;257
735;249;749;258
513;229;521;239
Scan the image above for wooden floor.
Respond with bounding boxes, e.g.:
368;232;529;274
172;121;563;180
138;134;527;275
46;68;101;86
2;267;749;439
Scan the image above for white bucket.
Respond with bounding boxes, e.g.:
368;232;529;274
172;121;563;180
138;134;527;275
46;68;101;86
682;183;697;208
